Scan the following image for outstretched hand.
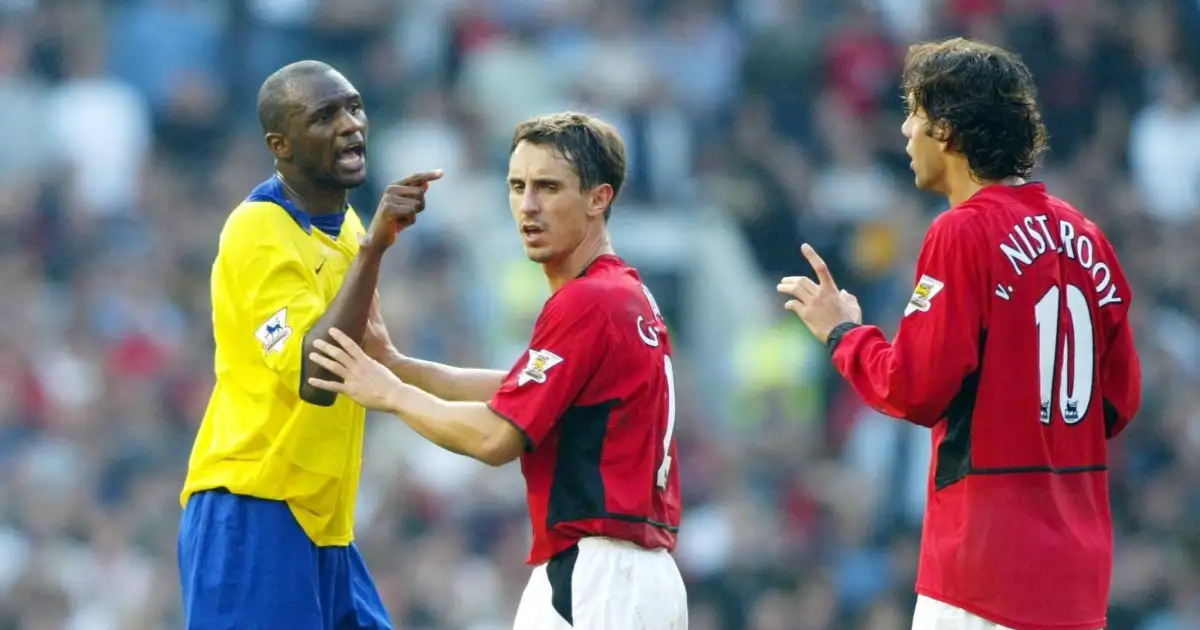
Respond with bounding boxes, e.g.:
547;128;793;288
777;244;863;344
308;328;404;411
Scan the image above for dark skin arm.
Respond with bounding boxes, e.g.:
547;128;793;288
298;170;443;405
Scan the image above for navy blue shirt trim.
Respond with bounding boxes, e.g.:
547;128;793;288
247;176;345;238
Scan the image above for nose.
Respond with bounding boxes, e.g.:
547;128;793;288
901;115;914;140
519;190;540;216
336;109;365;137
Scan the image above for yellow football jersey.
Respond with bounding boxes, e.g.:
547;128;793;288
182;177;368;546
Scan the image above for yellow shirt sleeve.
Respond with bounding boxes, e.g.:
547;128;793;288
215;207;325;393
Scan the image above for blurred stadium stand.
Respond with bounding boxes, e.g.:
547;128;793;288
0;0;1198;628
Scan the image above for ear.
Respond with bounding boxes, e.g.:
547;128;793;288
586;183;614;219
931;120;953;151
265;132;291;161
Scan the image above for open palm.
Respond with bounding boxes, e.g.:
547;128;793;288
308;328;403;411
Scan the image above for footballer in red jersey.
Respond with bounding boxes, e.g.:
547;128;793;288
306;112;687;630
779;38;1141;630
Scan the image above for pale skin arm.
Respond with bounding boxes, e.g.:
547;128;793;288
362;293;504;402
310;328;525;466
381;353;506;402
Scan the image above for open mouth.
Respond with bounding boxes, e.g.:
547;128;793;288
521;224;545;243
336;145;366;172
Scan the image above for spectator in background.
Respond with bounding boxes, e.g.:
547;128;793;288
0;1;1197;628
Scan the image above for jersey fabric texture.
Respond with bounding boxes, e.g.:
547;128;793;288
181;176;369;546
488;255;683;566
831;183;1141;630
512;537;687;630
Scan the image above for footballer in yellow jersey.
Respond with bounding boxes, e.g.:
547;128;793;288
177;60;442;630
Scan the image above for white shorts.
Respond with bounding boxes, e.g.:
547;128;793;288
912;596;1103;630
513;537;688;630
912;596;1012;630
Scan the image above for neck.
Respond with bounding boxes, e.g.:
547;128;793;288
943;162;1025;207
276;171;347;216
543;229;614;293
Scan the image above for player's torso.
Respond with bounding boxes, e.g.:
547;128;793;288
188;200;367;544
919;187;1124;625
524;259;682;562
953;188;1126;475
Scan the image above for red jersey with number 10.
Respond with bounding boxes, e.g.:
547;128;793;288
832;184;1141;630
488;255;681;566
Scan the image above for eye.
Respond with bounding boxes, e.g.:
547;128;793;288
510;182;524;193
348;102;363;114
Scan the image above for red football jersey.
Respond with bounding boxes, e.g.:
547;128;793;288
832;183;1141;630
488;255;682;566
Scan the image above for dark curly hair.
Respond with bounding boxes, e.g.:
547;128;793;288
902;38;1048;181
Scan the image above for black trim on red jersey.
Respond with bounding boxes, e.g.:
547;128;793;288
935;330;985;490
971;464;1107;475
545;400;680;534
487;403;534;452
935;331;1112;490
548;401;614;524
1103;398;1120;439
547;543;579;625
935;363;981;490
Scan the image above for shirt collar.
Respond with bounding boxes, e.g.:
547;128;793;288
246;175;313;234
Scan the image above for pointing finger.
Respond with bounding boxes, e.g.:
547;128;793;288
394;169;444;186
383;184;426;198
801;243;837;291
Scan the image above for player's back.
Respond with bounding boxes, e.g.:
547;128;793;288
922;183;1140;629
502;255;682;565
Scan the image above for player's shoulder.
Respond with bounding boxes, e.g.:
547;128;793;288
543;256;641;318
219;201;294;257
218;180;304;258
925;198;991;246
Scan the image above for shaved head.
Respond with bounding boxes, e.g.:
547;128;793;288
256;60;338;135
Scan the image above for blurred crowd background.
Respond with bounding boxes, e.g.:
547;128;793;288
1;0;1198;628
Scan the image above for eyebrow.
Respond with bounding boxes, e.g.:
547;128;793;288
308;91;362;114
508;176;564;186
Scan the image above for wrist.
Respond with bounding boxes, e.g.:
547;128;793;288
381;348;407;372
358;241;387;261
383;381;410;416
826;321;861;354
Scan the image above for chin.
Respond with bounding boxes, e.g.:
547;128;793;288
524;247;556;264
335;170;368;189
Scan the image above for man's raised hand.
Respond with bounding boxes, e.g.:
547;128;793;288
777;243;862;344
364;169;444;251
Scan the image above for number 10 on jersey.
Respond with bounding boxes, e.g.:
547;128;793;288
1034;284;1095;425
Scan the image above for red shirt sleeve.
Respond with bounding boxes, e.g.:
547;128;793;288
1094;247;1142;439
488;291;612;449
832;210;988;425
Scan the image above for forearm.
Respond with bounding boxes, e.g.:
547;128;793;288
299;245;384;405
385;353;505;402
383;382;514;465
832;325;958;426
